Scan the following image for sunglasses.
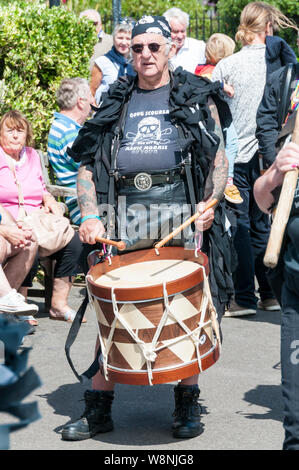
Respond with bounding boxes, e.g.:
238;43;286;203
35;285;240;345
131;42;164;54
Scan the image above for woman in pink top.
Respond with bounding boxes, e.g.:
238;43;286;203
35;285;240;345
0;110;84;324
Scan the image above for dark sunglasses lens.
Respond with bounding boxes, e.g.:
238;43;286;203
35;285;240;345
132;44;143;53
131;43;161;53
148;43;160;52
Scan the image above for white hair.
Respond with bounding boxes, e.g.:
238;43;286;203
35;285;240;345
113;23;132;39
56;78;90;110
163;7;189;28
79;9;101;23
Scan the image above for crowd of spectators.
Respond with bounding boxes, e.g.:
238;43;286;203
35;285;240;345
0;5;297;322
0;1;298;448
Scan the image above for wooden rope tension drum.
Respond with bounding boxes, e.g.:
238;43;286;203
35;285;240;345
86;246;221;386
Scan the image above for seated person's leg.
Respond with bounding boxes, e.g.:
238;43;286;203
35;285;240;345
49;232;85;322
0;235;38;315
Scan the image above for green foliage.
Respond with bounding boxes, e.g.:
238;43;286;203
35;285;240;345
64;0;203;18
0;0;97;150
218;0;298;50
63;0;206;38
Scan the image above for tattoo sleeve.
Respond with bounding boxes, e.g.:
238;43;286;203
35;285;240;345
206;97;228;203
77;165;99;216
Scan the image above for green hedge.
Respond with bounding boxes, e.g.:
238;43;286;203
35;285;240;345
0;1;97;150
65;0;203;19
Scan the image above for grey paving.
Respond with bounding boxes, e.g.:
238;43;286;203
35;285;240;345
8;283;283;451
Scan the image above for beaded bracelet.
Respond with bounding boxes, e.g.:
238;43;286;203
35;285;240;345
81;214;101;223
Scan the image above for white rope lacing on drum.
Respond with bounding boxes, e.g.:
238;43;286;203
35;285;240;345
92;265;221;386
111;288;158;384
87;280;110;381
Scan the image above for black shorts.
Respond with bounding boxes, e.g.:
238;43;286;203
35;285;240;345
22;232;83;287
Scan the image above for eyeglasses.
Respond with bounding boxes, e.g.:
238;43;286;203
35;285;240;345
131;42;165;54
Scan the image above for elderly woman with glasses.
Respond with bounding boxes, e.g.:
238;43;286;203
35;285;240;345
90;22;136;105
0;110;84;325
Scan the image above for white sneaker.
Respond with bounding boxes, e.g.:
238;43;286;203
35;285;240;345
0;289;39;316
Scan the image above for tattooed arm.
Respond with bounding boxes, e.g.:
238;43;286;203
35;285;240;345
195;97;228;232
77;165;105;244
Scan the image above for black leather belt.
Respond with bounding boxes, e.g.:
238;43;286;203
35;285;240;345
117;171;183;191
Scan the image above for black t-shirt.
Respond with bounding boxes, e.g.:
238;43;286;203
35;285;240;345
284;176;299;274
117;83;181;175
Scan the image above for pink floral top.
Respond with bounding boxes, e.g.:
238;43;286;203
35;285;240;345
0;146;49;220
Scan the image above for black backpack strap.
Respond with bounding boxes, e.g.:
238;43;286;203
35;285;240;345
277;64;294;130
176;124;197;212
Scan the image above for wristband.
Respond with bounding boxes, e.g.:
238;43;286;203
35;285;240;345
81;215;101;224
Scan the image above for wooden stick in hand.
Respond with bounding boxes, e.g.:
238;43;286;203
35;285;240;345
154;198;218;252
95;237;126;251
264;111;299;268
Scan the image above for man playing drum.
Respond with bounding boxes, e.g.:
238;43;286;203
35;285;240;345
62;16;234;441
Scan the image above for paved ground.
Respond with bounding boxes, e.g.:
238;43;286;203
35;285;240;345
7;282;284;451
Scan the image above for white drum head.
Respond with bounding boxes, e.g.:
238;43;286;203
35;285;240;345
94;259;199;288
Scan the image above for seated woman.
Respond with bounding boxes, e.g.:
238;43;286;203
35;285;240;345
0;203;38;333
0;110;84;324
90;22;135;104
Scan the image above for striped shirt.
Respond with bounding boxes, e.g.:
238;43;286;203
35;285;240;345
47;112;81;225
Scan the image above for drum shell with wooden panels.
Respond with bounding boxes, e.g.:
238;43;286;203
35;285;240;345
87;247;220;385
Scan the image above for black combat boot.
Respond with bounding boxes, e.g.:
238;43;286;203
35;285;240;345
61;390;114;441
172;385;203;438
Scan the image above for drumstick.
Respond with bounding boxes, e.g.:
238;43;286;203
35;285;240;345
95;237;126;251
264;111;299;268
154;198;218;251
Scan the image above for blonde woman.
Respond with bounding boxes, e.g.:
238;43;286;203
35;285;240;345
212;2;297;317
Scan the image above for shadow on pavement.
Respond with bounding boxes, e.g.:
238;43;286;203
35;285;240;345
239;384;283;422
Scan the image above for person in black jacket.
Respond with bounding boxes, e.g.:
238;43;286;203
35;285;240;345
256;32;299;169
255;34;299;449
265;35;297;77
254;138;299;450
62;15;234;442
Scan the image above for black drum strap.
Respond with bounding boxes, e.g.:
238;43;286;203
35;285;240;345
64;290;101;383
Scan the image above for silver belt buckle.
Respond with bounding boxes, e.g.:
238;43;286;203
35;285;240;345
134;172;152;191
